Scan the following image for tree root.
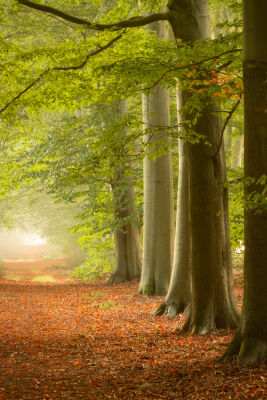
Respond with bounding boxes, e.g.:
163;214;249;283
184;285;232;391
219;333;267;364
107;274;126;285
180;314;215;335
153;301;190;317
153;303;166;316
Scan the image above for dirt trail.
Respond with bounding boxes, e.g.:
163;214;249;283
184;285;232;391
2;259;71;282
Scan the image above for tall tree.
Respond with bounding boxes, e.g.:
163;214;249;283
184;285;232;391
155;0;239;328
139;19;174;296
221;0;267;363
154;88;191;316
167;0;239;333
109;101;142;284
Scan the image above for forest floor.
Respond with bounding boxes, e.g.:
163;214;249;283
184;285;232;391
0;261;266;400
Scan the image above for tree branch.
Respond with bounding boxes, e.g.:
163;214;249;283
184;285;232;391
0;69;49;114
54;32;124;71
18;0;169;30
0;33;124;114
142;48;241;91
212;99;241;158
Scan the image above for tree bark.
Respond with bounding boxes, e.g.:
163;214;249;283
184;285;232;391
139;20;174;296
183;101;239;333
231;135;244;169
139;84;174;295
109;179;142;284
108;101;142;284
154;89;191;316
221;0;267;363
167;0;239;332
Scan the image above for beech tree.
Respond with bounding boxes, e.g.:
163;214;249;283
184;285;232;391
109;101;142;284
154;0;239;329
139;19;174;296
221;0;267;363
154;89;191;316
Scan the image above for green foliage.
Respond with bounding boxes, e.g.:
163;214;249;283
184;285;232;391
73;258;112;282
232;246;244;270
91;300;117;309
245;175;267;213
81;291;117;309
227;168;244;250
82;291;106;301
72;231;114;281
227;171;267;251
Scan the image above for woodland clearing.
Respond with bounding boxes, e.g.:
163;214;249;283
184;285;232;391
0;261;265;400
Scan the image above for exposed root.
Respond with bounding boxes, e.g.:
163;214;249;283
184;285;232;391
180;315;191;334
107;274;126;285
220;333;267;364
165;303;178;317
153;302;166;317
154;299;190;317
184;303;191;316
218;333;241;362
180;314;215;335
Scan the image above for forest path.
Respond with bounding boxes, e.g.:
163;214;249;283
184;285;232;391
2;259;71;282
0;273;265;400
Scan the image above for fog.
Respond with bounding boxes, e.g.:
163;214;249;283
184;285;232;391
0;229;48;260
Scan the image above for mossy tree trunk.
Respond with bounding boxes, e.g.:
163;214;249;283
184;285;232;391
221;0;267;363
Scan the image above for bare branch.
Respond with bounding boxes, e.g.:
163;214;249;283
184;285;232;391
0;33;124;114
18;0;169;30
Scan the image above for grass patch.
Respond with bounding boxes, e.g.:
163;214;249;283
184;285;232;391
81;292;117;309
81;291;106;301
89;300;117;309
5;274;21;281
32;275;57;282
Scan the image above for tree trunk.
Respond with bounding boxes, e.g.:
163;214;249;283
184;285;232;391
139;78;174;295
167;0;239;332
221;0;267;363
154;89;191;316
108;101;142;284
183;102;239;333
109;179;142;284
138;19;174;295
231;135;244;168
